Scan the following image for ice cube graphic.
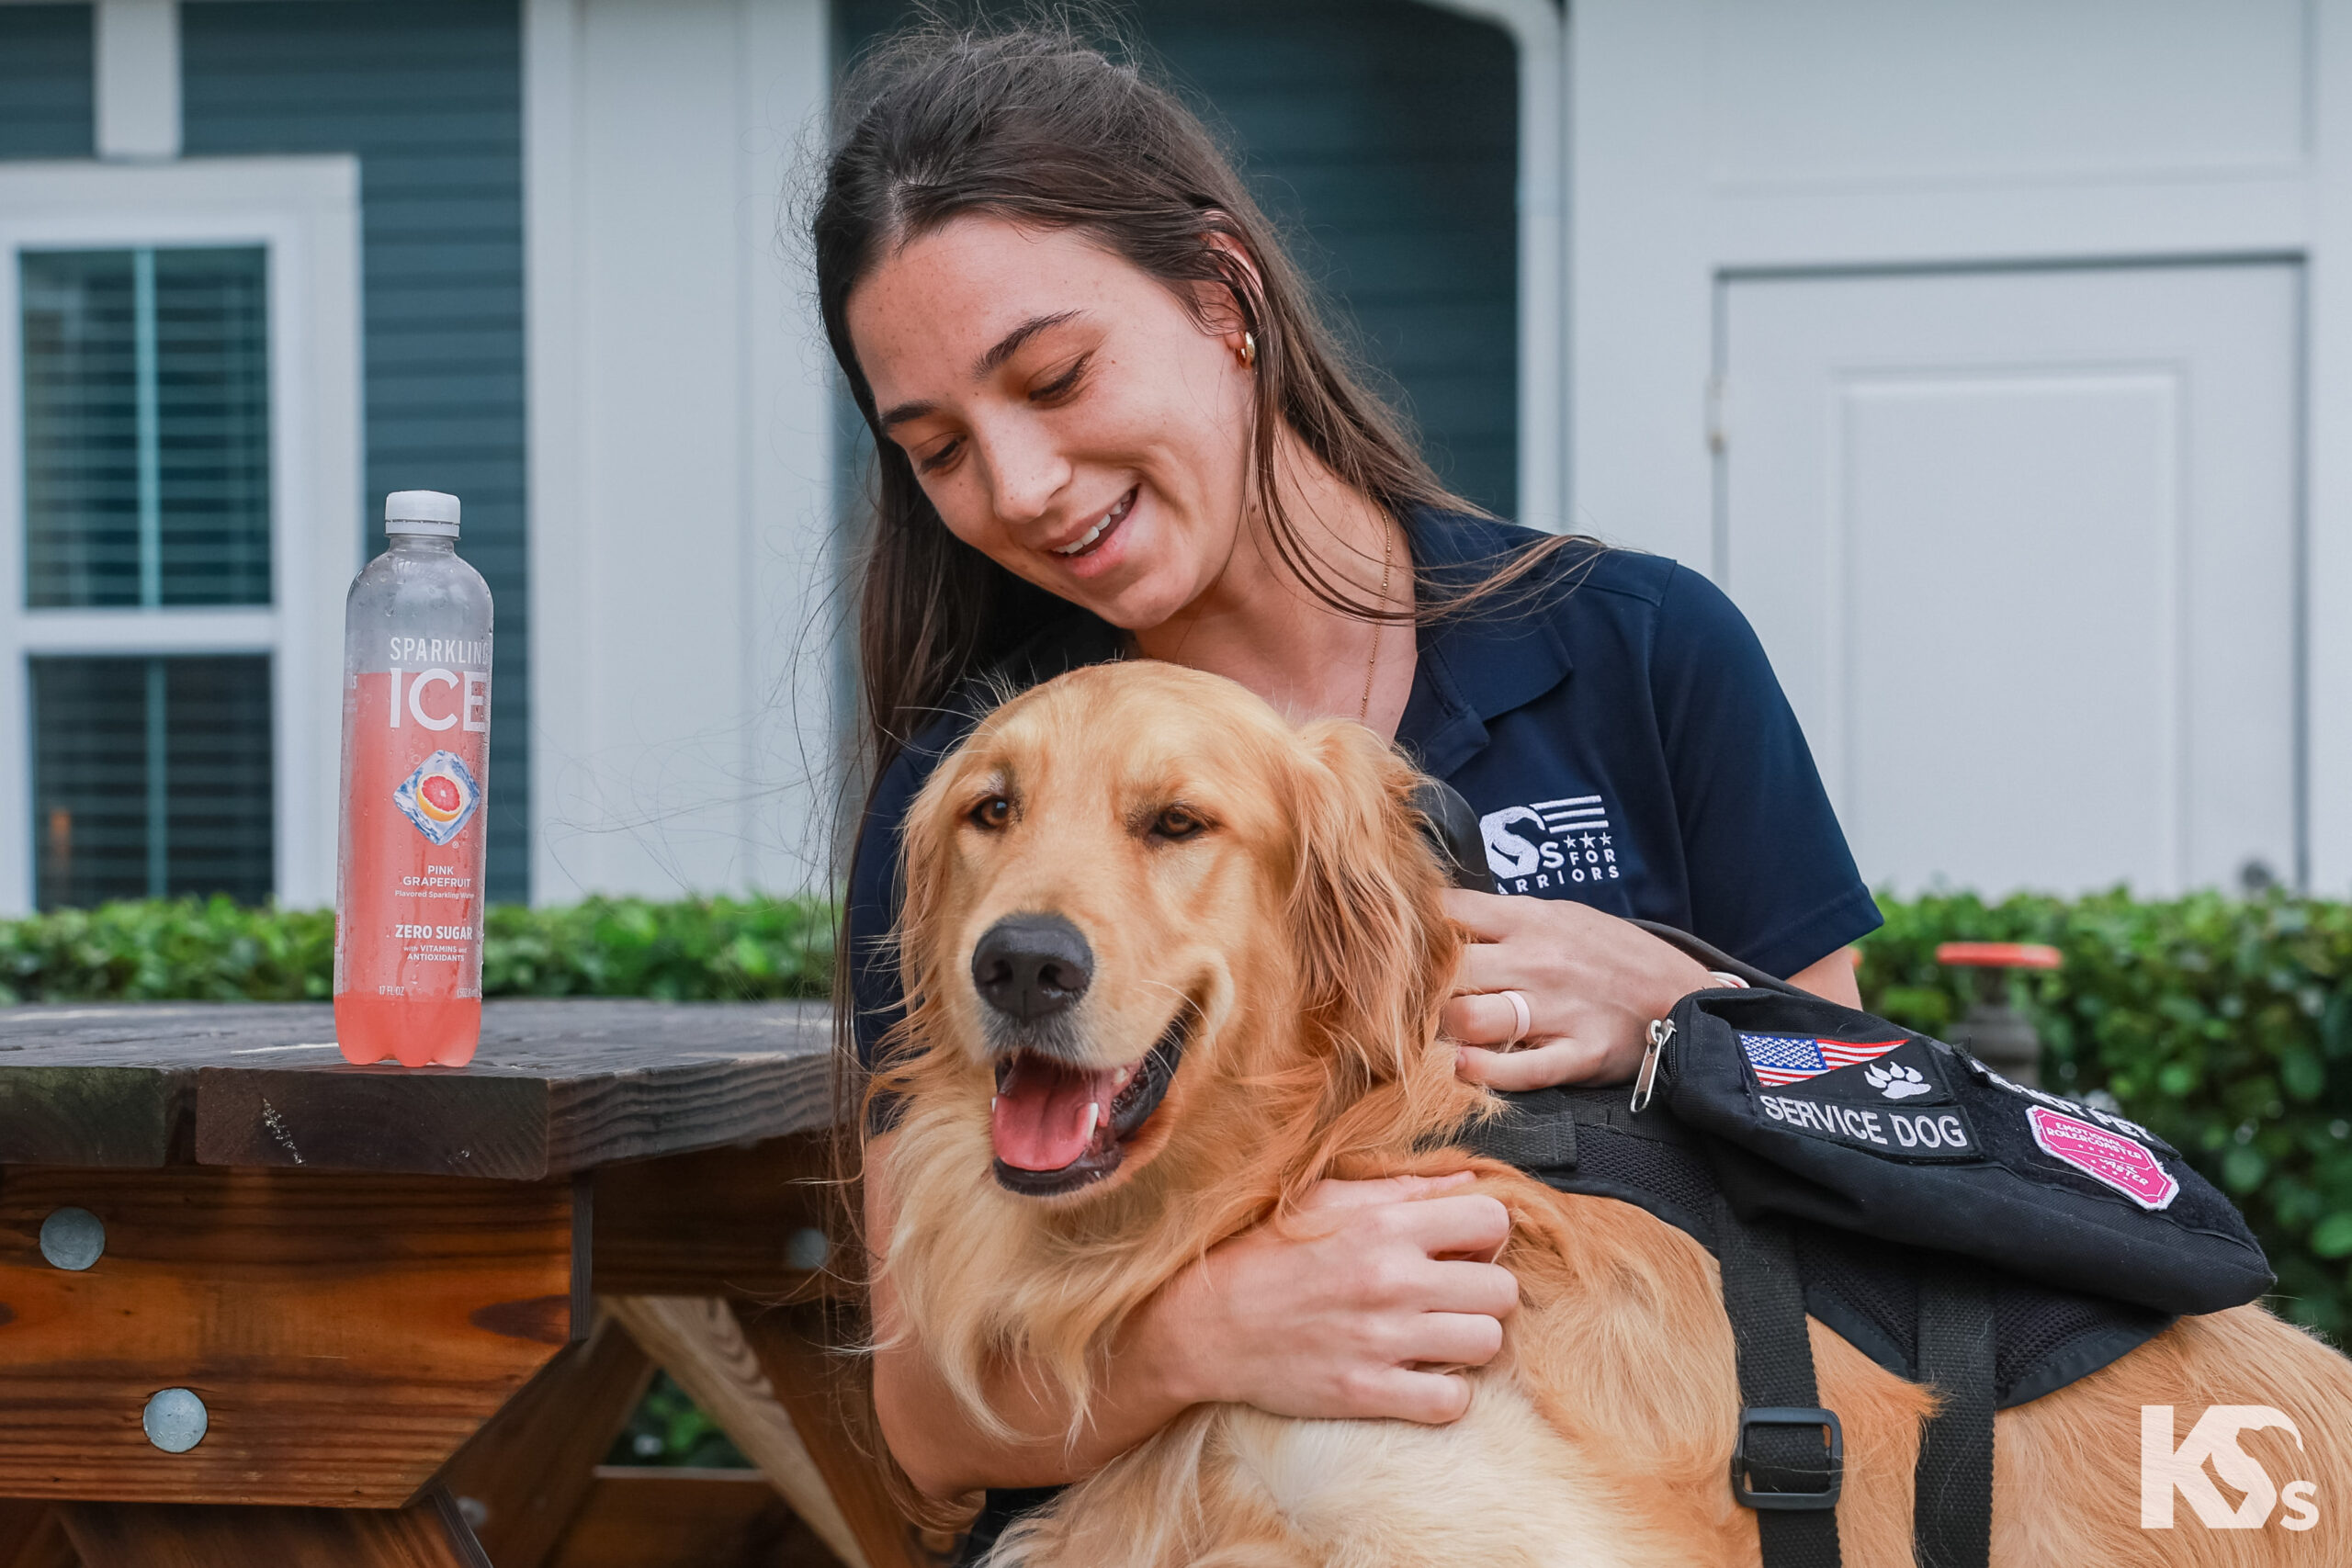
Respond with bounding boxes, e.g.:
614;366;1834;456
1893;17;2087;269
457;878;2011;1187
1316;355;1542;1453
394;750;481;846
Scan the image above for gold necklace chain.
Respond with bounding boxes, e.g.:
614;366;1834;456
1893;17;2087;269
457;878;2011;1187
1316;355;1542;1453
1359;525;1394;724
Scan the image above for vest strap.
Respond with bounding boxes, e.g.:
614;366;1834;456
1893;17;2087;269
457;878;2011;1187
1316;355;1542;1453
1913;1268;1996;1567
1713;1192;1844;1567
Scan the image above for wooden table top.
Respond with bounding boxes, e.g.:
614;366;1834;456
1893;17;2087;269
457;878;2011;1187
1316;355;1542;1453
0;998;835;1179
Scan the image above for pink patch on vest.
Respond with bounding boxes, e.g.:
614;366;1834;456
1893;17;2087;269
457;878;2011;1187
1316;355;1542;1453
2027;1105;2179;1211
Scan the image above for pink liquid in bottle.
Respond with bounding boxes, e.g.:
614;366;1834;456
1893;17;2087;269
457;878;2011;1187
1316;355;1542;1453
333;491;492;1067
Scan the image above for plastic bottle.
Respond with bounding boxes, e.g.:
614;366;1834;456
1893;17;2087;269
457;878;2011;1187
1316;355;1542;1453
334;491;493;1066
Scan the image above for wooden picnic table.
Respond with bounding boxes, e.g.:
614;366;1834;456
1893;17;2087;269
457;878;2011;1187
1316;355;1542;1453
0;999;944;1568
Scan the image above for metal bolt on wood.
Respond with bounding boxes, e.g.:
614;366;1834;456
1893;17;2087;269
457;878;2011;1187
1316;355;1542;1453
38;1206;104;1270
785;1226;830;1271
142;1388;208;1453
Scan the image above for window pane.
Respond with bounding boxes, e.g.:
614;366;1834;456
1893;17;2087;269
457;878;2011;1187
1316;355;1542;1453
156;248;272;604
162;656;276;899
28;656;145;904
31;654;274;908
21;250;140;606
21;246;271;609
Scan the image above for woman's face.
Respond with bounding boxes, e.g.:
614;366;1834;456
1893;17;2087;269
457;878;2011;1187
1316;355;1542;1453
845;215;1257;630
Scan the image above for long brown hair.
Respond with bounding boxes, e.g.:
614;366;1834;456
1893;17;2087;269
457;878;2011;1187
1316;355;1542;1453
813;17;1565;775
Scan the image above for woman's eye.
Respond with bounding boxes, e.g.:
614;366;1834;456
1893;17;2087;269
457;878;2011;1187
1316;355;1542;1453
1029;356;1089;403
970;795;1012;829
915;437;962;475
1151;806;1205;840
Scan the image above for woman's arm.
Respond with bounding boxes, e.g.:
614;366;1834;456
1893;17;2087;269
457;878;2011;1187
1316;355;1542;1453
1787;945;1861;1009
866;1133;1519;1502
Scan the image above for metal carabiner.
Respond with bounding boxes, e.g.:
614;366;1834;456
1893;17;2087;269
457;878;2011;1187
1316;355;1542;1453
1630;1018;1673;1114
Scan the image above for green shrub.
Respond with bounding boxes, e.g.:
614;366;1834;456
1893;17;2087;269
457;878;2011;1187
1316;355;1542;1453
3;890;2345;1338
604;1371;752;1470
1859;890;2352;1342
0;897;337;1002
0;894;833;1007
480;896;834;999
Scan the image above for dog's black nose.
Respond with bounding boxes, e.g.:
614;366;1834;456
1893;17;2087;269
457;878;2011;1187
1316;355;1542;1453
971;914;1093;1022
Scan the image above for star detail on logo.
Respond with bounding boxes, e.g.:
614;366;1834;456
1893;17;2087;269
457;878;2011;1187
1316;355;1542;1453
1865;1062;1934;1100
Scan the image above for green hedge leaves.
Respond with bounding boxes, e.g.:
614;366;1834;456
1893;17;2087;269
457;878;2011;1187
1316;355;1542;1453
4;889;2346;1337
0;894;833;1007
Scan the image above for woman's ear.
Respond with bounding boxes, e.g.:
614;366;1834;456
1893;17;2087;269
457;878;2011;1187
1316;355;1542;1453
1286;721;1452;1081
1194;224;1266;352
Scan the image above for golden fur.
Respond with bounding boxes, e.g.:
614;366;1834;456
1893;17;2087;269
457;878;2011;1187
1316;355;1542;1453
875;660;2352;1566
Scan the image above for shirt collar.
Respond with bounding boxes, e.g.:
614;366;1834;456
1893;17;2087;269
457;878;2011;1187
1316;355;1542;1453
1396;509;1577;779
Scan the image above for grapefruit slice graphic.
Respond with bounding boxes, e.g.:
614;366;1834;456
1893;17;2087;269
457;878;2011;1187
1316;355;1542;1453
417;772;465;823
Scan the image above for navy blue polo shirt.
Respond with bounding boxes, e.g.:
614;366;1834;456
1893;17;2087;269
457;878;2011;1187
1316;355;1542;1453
845;508;1881;1074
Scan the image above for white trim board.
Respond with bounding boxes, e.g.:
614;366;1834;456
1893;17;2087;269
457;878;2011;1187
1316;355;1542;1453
525;0;836;902
0;157;364;913
96;0;181;161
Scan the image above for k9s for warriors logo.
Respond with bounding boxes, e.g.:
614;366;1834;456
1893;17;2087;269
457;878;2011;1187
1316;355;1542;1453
2143;1406;2320;1530
1481;795;1621;892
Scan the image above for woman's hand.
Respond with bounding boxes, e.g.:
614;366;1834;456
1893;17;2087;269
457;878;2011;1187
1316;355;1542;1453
868;1157;1516;1500
1441;889;1712;1090
1143;1171;1518;1425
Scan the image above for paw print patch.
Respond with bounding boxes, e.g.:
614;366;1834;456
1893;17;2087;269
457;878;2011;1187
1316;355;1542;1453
1865;1062;1933;1100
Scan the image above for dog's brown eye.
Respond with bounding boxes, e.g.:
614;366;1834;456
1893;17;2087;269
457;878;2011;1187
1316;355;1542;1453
1151;806;1206;840
971;795;1012;830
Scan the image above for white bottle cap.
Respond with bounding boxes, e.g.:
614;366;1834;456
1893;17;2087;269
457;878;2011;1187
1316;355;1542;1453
385;490;461;537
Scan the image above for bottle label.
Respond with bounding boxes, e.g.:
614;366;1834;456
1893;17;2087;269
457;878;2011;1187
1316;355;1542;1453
335;667;490;1001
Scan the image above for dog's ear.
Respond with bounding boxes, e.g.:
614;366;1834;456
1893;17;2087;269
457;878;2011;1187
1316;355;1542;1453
1287;720;1453;1083
892;749;978;1025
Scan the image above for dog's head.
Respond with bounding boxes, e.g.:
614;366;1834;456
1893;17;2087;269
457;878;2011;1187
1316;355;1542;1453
888;660;1464;1206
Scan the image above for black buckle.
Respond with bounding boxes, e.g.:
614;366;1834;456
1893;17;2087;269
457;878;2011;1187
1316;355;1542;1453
1731;1405;1844;1511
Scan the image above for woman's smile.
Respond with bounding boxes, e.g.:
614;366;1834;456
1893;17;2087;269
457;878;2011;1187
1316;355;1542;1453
1046;486;1141;581
1049;486;1136;559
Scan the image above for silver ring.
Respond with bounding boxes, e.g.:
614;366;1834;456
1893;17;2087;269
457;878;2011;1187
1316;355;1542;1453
1499;988;1532;1046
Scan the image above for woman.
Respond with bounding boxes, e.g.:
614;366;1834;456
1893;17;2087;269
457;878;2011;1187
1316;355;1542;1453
820;22;1877;1546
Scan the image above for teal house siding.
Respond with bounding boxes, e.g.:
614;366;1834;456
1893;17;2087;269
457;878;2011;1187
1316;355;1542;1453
837;0;1519;518
0;5;95;160
181;0;531;902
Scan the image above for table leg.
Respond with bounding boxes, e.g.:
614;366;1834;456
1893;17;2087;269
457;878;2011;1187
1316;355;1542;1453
603;1296;867;1568
437;1312;655;1568
56;1490;489;1568
0;1505;74;1568
736;1301;962;1568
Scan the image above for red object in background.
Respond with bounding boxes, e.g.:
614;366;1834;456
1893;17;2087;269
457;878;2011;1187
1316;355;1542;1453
1935;942;2064;970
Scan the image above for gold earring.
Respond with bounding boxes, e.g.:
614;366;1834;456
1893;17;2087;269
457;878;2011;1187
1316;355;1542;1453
1240;331;1257;368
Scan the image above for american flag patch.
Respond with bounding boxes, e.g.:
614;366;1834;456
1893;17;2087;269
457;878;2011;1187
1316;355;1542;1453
1739;1032;1907;1087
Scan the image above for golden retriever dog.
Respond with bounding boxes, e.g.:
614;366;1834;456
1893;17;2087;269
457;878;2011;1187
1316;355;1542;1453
874;660;2352;1567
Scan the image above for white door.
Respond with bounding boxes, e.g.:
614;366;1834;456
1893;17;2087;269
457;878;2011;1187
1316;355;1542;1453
1720;264;2301;897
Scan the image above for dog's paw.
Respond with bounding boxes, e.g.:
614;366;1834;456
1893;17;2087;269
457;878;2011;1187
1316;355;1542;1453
1864;1062;1934;1100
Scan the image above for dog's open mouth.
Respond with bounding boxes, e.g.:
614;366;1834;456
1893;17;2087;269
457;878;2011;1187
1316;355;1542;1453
989;1003;1195;1197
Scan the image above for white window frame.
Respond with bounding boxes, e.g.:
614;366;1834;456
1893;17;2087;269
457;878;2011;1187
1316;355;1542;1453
0;157;362;913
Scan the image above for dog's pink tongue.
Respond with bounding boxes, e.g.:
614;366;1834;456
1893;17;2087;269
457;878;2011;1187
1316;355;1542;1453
992;1055;1116;1171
